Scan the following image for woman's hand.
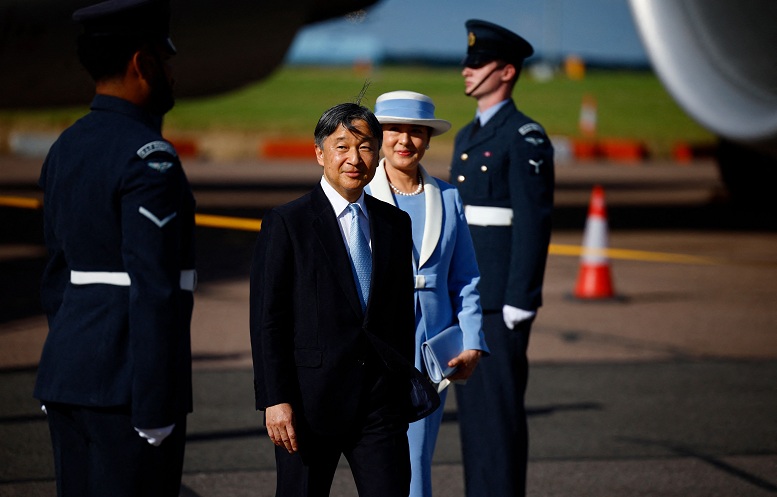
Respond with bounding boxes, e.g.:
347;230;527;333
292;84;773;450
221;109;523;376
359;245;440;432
446;349;483;381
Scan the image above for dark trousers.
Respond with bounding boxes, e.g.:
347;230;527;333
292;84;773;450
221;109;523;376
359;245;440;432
456;312;533;497
274;370;410;497
45;403;186;497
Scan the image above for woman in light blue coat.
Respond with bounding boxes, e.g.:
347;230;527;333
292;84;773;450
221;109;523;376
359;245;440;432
366;91;489;497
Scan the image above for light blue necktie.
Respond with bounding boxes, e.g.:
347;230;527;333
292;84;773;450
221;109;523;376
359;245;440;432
348;203;371;311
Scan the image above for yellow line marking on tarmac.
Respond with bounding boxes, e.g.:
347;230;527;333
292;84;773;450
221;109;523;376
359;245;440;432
0;196;42;209
0;196;265;232
0;195;720;265
195;213;263;232
549;244;719;265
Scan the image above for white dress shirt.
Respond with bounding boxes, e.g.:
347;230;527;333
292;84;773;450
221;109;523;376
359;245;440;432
319;176;372;253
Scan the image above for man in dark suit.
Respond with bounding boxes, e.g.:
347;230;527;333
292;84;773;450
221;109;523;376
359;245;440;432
34;1;194;496
250;102;432;497
450;19;555;497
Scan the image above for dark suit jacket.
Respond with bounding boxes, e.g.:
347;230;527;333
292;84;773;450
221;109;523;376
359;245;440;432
250;183;418;436
450;99;554;312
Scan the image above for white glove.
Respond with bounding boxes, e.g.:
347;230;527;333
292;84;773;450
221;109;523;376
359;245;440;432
41;404;47;415
502;305;536;330
135;424;175;446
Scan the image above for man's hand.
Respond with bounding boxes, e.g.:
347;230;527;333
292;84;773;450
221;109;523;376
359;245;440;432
265;403;298;454
446;349;483;382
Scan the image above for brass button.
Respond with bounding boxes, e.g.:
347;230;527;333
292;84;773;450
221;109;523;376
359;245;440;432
480;165;488;172
461;153;469;161
457;175;466;183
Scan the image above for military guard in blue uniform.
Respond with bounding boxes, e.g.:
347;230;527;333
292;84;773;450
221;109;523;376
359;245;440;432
34;1;195;496
450;19;555;497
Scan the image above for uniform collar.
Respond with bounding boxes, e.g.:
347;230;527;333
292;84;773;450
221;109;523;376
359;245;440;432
476;98;511;126
319;175;368;220
90;94;164;132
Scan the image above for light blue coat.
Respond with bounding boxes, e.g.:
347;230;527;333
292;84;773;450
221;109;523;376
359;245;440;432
367;161;488;369
367;160;488;497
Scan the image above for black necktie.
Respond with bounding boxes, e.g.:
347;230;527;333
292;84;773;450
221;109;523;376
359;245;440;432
470;118;481;137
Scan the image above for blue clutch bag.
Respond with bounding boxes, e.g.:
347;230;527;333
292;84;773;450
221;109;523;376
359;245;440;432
421;324;463;384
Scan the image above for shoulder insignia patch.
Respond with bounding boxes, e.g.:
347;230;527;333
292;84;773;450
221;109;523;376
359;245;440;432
518;123;545;136
137;140;177;159
147;161;174;173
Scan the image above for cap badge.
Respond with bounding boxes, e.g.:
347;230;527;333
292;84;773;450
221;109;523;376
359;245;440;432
468;32;476;47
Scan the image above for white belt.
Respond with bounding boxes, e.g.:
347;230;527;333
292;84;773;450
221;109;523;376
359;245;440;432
414;274;437;289
464;205;513;227
70;270;130;286
71;269;197;292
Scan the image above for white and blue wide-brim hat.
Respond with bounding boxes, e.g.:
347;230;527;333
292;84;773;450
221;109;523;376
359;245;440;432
374;91;452;137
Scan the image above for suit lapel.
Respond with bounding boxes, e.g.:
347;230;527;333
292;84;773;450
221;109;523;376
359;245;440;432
418;165;441;269
364;195;395;318
311;185;364;318
369;160;395;205
368;161;441;270
464;122;497;150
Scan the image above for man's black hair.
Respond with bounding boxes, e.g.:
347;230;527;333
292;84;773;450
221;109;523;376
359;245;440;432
314;103;383;150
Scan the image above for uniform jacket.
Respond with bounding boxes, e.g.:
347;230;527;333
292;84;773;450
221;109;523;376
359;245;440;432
450;99;554;312
366;161;488;369
250;183;419;435
35;95;195;429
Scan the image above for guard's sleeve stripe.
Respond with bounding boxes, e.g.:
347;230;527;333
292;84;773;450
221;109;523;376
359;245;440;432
139;206;177;228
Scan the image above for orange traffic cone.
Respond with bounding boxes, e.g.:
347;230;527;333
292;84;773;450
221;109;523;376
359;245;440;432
574;185;615;299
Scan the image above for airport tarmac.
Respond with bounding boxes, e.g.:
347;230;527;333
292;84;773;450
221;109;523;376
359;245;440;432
1;155;776;496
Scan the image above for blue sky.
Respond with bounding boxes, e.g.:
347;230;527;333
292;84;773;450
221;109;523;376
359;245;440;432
287;0;647;65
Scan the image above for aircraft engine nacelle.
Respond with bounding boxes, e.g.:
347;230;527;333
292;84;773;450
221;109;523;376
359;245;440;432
629;0;777;156
629;0;777;208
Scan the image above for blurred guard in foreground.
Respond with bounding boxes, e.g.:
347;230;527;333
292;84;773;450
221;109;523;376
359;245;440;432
450;19;555;497
34;1;195;495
